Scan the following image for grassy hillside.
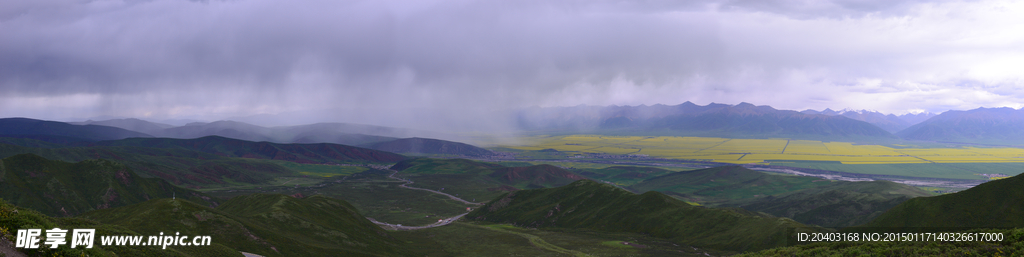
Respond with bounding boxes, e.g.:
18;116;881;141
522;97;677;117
739;180;933;227
575;166;680;186
864;171;1024;228
89;136;407;164
205;169;478;227
81;195;411;256
0;136;66;148
73;118;175;136
628;166;833;205
467;179;825;252
0;143;295;187
737;228;1024;256
217;194;408;256
0;198;242;257
488;164;586;189
392;158;587;202
365;137;494;157
392;158;504;174
0;154;217;217
0;118;153;143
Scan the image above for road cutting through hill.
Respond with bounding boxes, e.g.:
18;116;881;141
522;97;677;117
386;170;484;205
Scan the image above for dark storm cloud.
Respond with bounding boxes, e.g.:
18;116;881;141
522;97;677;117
2;0;718;92
2;0;1023;128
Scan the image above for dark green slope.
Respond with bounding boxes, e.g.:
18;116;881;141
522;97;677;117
0;198;242;257
865;172;1024;228
489;164;586;188
391;158;512;201
0;154;216;217
467;179;823;252
158;120;273;142
738;228;1024;257
81;195;410;256
0;136;66;148
73;118;175;136
364;137;494;157
392;158;587;202
89;136;407;164
575;165;679;186
628;166;833;204
391;158;504;174
216;194;406;256
80;198;285;256
0;143;294;186
739;180;933;227
0;118;153;142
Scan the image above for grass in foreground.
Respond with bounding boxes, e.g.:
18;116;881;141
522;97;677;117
738;228;1024;257
393;221;714;257
205;170;475;227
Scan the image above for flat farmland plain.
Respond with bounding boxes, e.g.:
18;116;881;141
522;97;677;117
505;135;1024;179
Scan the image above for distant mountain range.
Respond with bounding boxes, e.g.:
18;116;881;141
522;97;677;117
517;102;1024;145
12;100;1024;146
800;108;936;133
4;117;496;158
71;118;404;146
517;102;896;140
896;107;1024;145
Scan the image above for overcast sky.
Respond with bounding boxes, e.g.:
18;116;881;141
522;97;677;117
3;0;1023;129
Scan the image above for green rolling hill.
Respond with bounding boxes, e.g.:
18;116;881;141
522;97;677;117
72;118;175;136
0;118;153;145
627;165;833;205
0;153;216;217
216;194;405;255
738;180;933;227
0;198;243;257
0;136;67;148
0;135;408;187
87;136;407;164
391;157;504;174
391;158;587;202
364;137;494;157
576;165;681;186
0;142;295;187
80;194;412;256
864;172;1024;228
467;179;825;253
625;166;935;228
488;164;586;188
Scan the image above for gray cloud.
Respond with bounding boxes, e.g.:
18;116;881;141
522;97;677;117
2;0;1023;130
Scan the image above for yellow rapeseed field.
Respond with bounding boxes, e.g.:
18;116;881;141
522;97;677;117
507;135;1024;164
